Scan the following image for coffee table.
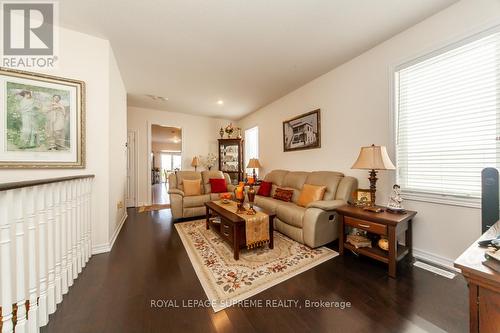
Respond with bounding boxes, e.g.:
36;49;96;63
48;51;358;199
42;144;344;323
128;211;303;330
205;201;275;260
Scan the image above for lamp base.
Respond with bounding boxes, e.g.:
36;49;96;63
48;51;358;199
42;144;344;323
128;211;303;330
368;169;378;206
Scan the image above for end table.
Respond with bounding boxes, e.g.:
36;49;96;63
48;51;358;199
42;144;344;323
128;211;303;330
336;205;417;278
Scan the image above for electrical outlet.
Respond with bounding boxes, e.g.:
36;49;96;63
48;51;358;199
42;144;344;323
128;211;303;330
117;201;124;209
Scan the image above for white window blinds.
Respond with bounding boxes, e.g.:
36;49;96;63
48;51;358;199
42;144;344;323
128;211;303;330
396;30;500;200
245;126;259;175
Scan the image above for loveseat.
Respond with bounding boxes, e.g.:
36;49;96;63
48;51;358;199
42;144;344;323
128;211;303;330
254;170;357;248
168;170;235;219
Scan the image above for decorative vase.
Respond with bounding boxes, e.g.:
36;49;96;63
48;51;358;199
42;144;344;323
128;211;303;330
234;182;246;213
247;185;256;215
225;123;234;138
219;127;224;138
378;237;389;251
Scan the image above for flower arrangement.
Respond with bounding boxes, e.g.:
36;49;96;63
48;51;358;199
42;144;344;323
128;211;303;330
201;153;217;170
224;123;235;138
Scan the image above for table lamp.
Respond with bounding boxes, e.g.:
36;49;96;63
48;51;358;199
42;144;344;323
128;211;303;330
191;156;200;171
246;158;262;181
351;144;395;206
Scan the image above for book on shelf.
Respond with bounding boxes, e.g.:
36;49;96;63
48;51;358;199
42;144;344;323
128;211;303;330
210;216;221;224
483;258;500;273
346;234;372;249
483;249;500;272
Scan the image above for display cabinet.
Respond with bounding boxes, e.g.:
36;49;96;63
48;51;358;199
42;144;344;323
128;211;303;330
218;138;244;184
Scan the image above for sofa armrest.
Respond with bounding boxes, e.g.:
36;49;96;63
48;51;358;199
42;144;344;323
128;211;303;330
168;188;185;196
227;184;236;192
306;199;346;211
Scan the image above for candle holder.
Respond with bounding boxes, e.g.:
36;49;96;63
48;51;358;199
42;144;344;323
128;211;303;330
247;184;256;215
234;184;246;213
236;195;246;213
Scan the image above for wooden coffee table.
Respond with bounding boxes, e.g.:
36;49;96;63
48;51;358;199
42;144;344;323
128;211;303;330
205;201;275;260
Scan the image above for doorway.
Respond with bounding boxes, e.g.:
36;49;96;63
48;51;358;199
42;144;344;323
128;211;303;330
126;130;137;207
150;124;182;206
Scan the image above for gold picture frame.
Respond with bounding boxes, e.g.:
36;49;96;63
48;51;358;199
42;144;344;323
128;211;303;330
353;189;373;207
0;67;85;168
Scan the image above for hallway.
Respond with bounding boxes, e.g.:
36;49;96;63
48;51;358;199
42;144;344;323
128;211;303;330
152;182;169;205
40;208;468;333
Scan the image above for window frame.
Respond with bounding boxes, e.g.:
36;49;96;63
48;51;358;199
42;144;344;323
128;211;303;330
391;25;500;209
244;126;259;176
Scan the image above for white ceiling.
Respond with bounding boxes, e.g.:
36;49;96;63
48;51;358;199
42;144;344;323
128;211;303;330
151;125;181;144
59;0;457;120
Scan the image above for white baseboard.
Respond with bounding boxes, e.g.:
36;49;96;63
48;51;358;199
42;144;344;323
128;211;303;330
413;248;460;272
91;213;128;255
91;243;111;255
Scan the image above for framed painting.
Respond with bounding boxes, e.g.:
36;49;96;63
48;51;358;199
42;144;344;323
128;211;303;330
0;67;85;168
353;189;373;207
283;109;321;152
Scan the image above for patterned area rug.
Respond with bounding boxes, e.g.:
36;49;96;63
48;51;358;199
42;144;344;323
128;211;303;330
175;219;338;312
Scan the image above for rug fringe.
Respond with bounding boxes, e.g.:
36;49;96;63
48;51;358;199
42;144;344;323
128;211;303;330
247;239;269;249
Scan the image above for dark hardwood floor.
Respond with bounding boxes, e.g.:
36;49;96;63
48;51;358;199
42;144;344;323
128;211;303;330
42;208;468;333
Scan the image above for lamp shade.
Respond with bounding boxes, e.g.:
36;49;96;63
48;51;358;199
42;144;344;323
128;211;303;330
246;158;262;169
351;145;395;170
191;156;200;167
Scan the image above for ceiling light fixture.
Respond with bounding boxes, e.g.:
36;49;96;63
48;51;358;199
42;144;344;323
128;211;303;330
147;94;169;102
217;100;224;105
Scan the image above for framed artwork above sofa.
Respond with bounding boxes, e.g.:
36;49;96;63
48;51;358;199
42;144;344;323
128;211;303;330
282;109;321;152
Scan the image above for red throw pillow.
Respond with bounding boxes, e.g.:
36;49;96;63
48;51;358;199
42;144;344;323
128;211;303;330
209;178;227;193
257;181;272;197
273;188;294;202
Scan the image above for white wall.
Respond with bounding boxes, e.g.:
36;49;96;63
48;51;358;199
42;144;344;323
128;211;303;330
127;106;228;205
0;27;127;251
237;0;500;266
108;48;128;240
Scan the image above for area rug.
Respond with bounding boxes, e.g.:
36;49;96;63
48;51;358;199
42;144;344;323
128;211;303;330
137;204;170;213
175;219;338;312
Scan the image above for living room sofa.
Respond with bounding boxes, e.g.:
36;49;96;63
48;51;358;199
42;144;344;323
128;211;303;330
255;170;357;248
168;170;235;219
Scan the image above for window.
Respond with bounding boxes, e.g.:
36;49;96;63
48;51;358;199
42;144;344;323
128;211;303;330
395;29;500;205
160;152;181;171
245;126;259;176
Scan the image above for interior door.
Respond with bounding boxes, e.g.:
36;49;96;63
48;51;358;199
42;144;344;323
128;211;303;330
126;130;136;207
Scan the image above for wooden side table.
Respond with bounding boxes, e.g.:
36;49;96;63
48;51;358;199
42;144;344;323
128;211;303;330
336;205;417;278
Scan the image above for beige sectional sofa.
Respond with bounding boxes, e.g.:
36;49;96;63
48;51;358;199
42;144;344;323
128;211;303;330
169;168;357;249
168;170;235;219
255;170;357;248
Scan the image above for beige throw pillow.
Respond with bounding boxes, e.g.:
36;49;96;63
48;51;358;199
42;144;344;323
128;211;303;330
183;179;201;196
297;184;326;207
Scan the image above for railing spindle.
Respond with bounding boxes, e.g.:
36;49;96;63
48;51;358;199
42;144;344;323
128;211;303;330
13;189;27;333
25;187;39;333
0;191;14;333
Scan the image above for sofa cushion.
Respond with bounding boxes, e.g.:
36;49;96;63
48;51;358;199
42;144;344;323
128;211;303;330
183;194;210;208
273;188;293;202
282;171;309;190
254;196;280;214
184;179;201;196
209;178;227;193
263;170;289;186
257;181;272;197
297;184;326;207
176;171;204;194
305;171;343;200
276;202;306;228
201;170;225;193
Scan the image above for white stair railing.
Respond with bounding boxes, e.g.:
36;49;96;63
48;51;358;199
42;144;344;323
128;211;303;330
0;175;94;333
